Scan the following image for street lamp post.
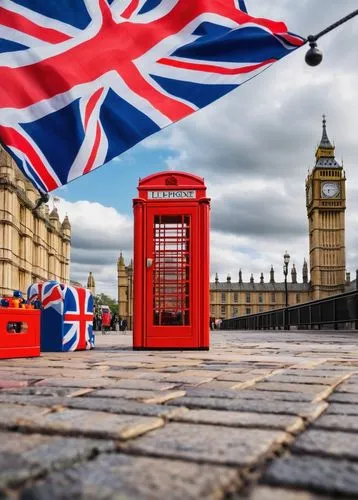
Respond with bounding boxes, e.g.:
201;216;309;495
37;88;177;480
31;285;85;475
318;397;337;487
283;251;290;330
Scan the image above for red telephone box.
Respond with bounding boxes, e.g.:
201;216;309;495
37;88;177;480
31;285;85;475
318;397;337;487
133;171;210;350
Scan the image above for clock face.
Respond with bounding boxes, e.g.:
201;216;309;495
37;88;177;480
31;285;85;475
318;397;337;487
321;182;340;199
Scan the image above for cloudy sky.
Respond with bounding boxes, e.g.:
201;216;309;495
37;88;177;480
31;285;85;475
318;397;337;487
54;0;358;298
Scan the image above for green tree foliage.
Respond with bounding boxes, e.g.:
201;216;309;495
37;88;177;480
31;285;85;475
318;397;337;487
94;293;118;315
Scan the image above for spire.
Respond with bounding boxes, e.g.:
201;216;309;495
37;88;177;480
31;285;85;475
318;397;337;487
238;269;243;284
250;273;254;284
320;114;333;149
86;272;95;296
270;265;275;283
303;259;308;284
291;263;297;284
118;251;125;268
215;272;219;284
61;214;71;230
315;115;340;167
260;272;264;284
49;207;59;220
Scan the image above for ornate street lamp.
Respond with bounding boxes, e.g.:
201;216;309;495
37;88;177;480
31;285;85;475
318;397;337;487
305;9;358;66
283;251;290;330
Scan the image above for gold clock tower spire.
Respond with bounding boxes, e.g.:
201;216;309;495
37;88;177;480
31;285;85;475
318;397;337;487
306;116;346;300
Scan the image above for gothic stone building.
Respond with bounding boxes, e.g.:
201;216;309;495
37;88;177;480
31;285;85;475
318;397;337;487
0;146;71;295
117;117;352;323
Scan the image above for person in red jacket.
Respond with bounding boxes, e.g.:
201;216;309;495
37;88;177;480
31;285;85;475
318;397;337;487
101;306;111;335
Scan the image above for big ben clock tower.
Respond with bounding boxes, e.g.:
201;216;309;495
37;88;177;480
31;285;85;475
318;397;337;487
306;116;346;300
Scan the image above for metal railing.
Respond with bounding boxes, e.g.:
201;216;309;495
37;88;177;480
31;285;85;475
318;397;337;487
221;289;358;331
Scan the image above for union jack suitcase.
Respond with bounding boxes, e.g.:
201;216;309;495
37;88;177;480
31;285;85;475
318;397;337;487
27;281;94;352
0;308;40;359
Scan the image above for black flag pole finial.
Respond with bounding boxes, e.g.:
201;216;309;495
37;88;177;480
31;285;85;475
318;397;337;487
305;8;358;66
33;193;50;212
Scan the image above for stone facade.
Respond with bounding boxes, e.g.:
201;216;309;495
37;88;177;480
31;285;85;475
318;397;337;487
118;118;352;322
0;146;71;295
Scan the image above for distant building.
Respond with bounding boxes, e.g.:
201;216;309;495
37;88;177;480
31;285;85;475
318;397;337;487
0;146;71;295
117;252;133;328
118;117;353;322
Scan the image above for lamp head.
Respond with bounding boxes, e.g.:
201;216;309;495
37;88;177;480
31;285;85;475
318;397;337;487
305;38;323;67
284;251;290;265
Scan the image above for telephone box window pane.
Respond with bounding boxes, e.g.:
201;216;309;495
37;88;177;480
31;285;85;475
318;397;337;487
153;215;190;326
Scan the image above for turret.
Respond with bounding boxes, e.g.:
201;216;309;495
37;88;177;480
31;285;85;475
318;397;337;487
270;266;275;283
226;274;231;284
238;269;243;284
303;259;308;284
260;272;264;284
215;272;219;284
291;264;297;284
87;272;96;296
250;274;254;284
49;207;60;231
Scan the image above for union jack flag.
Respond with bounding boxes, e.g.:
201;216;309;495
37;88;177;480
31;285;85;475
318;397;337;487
0;0;304;193
64;286;94;351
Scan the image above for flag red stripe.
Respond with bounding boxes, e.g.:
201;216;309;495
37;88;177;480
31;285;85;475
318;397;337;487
121;0;140;19
83;123;101;174
122;62;194;121
158;57;276;75
0;126;58;191
0;7;71;44
84;88;104;129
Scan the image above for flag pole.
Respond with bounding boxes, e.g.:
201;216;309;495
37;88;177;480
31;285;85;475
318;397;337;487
305;8;358;66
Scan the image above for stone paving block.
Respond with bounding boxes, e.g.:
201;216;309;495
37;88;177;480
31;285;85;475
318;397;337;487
122;423;288;466
0;394;62;408
0;404;50;428
253;383;331;397
0;431;115;489
18;408;164;440
161;374;214;385
35;378;116;388
185;388;314;402
195;380;248;390
59;396;188;418
293;429;358;459
89;388;186;403
282;369;351;379
169;396;327;419
335;383;358;393
264;455;358;496
172;409;303;432
313;414;358;432
0;380;31;389
246;486;337;500
4;386;93;398
109;379;179;391
263;375;341;385
216;373;267;382
328;392;358;404
20;453;240;500
325;403;358;415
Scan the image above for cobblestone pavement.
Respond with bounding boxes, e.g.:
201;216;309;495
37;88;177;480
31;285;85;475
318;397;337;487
1;330;358;499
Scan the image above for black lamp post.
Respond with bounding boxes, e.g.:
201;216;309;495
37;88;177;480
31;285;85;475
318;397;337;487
283;251;290;330
305;9;358;67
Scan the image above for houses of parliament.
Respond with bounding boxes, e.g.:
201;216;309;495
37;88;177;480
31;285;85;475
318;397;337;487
117;117;354;327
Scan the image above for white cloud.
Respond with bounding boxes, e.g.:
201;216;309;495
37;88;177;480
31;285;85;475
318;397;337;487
53;198;132;297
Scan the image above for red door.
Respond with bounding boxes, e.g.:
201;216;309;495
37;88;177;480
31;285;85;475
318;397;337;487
145;205;199;348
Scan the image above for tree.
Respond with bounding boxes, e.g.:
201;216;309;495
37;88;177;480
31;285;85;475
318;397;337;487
94;293;118;315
